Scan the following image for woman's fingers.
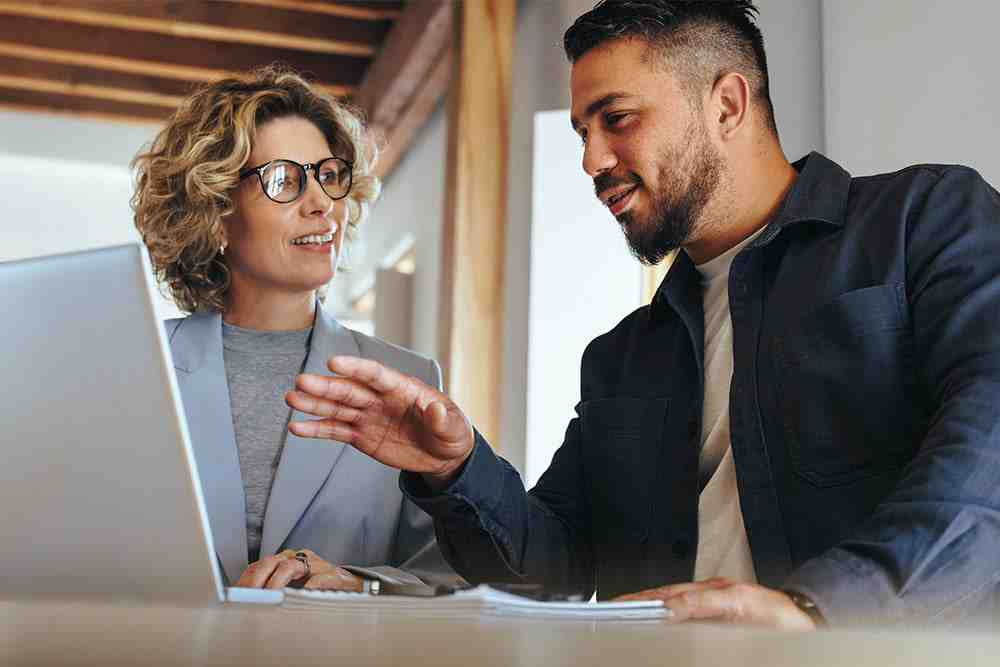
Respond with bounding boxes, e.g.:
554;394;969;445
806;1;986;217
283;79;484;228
263;557;308;590
236;553;299;589
303;567;364;593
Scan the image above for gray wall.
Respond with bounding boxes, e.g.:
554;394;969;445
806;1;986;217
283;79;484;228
0;109;159;169
334;104;447;359
822;0;1000;184
757;0;825;160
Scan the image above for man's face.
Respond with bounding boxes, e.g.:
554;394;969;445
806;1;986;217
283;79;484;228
570;38;724;264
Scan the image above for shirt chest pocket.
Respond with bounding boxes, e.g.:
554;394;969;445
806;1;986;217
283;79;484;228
770;283;922;487
579;397;669;541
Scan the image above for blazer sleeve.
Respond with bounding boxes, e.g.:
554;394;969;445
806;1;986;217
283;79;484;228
784;168;1000;627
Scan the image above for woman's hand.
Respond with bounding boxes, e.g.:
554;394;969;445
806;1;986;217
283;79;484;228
236;548;365;591
235;549;310;590
290;548;366;592
286;356;475;489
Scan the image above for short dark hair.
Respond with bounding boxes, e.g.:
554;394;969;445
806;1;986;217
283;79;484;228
564;0;777;136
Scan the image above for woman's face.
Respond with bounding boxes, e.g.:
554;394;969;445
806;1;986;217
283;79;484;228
222;115;350;303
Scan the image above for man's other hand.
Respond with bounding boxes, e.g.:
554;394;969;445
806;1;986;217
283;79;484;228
615;578;818;631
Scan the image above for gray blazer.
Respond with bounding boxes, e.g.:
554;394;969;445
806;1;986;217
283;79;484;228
166;304;452;586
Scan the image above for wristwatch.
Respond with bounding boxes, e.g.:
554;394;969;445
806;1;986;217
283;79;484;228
783;589;826;627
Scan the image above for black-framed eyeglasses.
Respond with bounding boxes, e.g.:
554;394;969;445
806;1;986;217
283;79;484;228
238;157;353;204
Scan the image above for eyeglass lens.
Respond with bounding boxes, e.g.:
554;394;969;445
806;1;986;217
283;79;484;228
259;159;351;203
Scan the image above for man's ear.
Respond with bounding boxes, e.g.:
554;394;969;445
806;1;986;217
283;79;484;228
711;71;751;140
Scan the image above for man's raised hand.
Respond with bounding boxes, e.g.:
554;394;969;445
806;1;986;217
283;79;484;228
286;356;474;487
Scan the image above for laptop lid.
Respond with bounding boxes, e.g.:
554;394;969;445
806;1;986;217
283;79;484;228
0;243;224;606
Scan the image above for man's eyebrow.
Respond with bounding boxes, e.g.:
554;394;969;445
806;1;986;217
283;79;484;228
570;92;631;131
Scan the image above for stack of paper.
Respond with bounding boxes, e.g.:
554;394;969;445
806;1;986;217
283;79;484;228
281;585;669;620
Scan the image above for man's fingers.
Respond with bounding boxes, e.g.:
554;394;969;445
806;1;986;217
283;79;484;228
294;374;379;408
288;418;357;443
286;390;363;423
615;578;732;602
423;401;449;436
664;587;746;624
327;356;403;394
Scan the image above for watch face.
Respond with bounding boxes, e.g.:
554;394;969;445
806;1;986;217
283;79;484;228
785;590;825;625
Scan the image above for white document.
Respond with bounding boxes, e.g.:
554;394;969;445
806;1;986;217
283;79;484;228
281;585;670;621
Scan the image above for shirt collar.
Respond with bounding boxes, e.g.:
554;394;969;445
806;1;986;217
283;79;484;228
767;151;851;233
648;151;852;323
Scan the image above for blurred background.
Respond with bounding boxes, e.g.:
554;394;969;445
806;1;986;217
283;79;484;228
1;0;997;484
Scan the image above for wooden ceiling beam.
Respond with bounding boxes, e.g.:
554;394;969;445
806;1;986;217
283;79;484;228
0;14;367;88
0;55;207;113
353;0;453;180
373;47;451;180
0;87;170;124
0;1;387;57
0;74;182;109
354;0;452;134
0;43;352;99
228;0;403;21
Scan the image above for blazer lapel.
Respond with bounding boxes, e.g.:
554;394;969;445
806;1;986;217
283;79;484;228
170;313;249;585
259;304;358;557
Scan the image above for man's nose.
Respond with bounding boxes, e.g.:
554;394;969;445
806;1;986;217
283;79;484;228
582;133;617;177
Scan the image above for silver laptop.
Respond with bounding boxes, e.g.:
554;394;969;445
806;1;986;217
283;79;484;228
0;243;226;606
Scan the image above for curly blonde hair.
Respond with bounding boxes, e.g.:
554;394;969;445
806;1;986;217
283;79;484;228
132;66;380;313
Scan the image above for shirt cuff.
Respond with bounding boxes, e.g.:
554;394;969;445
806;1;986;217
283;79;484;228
399;429;505;518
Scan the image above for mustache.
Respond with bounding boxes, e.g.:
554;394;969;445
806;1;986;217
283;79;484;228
593;172;641;198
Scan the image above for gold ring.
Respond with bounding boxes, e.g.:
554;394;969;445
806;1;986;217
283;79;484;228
294;551;310;579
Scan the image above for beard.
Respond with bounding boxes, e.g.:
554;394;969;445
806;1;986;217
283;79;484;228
599;121;724;265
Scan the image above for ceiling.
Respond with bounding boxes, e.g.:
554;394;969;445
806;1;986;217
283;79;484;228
0;0;452;178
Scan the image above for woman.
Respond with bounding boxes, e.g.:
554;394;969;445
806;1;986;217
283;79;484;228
132;67;453;591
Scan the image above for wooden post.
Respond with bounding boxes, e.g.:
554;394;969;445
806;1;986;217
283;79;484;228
439;0;515;446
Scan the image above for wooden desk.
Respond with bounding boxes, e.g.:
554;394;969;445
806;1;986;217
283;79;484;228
2;598;998;667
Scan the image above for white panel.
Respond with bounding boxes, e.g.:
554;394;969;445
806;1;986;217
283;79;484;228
0;154;183;320
525;110;642;487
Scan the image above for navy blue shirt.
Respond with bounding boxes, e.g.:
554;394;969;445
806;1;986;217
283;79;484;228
404;152;1000;627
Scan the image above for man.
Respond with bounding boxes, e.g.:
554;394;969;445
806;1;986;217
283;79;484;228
286;0;1000;629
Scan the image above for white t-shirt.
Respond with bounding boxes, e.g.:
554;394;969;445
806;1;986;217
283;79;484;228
691;228;764;583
